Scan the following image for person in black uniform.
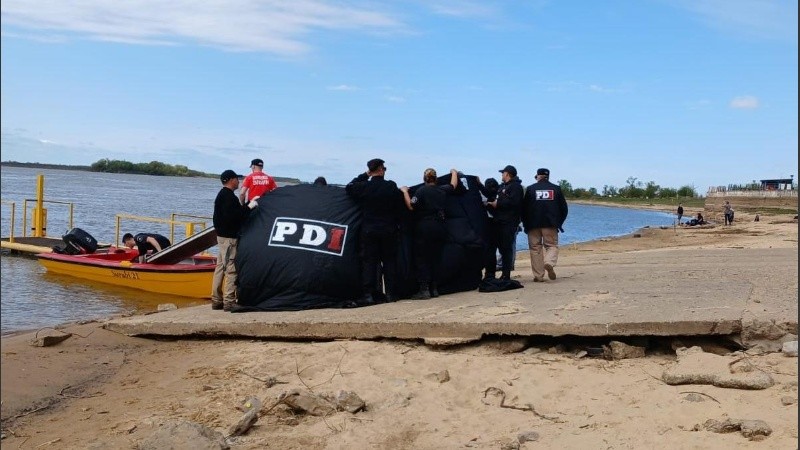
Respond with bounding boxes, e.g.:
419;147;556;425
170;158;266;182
487;165;524;281
521;168;568;282
400;168;459;299
122;232;171;262
211;169;260;311
346;158;405;305
476;177;500;280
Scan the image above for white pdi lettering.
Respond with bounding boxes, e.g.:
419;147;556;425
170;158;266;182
272;222;325;245
536;190;555;200
269;218;348;256
272;222;298;241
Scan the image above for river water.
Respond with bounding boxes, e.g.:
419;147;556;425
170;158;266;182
0;166;674;334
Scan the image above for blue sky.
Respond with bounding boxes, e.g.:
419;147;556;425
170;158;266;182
1;0;797;192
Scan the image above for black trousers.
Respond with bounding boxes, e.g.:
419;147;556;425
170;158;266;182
484;220;499;278
359;229;398;297
413;218;447;283
495;224;517;277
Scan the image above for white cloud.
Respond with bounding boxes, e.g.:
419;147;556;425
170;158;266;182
385;95;406;103
426;1;496;18
730;95;759;109
327;84;359;91
0;0;406;55
667;0;797;41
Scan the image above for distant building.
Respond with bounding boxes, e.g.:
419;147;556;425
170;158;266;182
759;178;794;190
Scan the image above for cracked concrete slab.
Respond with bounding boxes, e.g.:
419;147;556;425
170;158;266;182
104;247;797;342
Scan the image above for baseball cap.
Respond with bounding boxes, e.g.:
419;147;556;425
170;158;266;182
536;168;550;177
498;165;517;177
220;169;242;183
250;158;264;167
367;158;385;172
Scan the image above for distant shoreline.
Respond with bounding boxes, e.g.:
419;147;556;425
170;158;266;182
1;161;302;184
1;161;92;171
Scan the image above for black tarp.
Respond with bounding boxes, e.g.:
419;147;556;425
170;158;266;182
236;185;363;310
236;175;490;311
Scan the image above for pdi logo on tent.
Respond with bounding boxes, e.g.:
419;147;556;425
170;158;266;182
268;217;349;256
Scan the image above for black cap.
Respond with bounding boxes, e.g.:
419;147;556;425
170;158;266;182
536;168;550;177
251;158;264;167
220;169;241;183
499;165;517;177
367;158;385;172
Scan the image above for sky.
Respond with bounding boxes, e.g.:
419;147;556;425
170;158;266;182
1;0;797;192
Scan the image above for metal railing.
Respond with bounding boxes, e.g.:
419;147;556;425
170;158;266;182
21;199;75;238
1;199;75;241
1;200;16;242
114;213;211;247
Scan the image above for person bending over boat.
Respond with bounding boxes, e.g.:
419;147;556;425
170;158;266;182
122;233;171;262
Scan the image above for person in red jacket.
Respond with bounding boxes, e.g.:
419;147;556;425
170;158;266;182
239;158;277;204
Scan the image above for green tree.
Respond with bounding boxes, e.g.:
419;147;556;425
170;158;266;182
558;179;574;197
644;181;659;199
677;185;697;198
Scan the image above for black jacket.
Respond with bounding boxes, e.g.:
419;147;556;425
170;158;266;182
345;174;404;233
213;187;253;238
521;180;568;232
491;177;523;226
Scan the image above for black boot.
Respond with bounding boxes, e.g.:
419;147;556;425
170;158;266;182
358;293;376;306
429;282;439;298
411;282;431;300
500;271;511;281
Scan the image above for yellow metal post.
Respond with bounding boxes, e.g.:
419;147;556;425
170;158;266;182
115;216;121;247
33;174;45;237
185;222;195;239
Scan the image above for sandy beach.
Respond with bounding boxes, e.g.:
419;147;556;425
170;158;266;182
1;210;797;449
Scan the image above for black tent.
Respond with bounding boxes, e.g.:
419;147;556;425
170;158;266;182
236;175;489;311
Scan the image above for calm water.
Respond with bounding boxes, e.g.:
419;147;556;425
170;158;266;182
0;166;674;334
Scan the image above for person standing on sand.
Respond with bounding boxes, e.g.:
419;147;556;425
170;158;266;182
401;168;459;299
487;165;524;281
212;170;260;311
239;158;278;204
723;201;734;226
346;158;405;305
522;168;568;282
677;203;684;225
476;177;500;280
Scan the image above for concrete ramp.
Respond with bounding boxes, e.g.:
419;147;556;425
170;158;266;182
145;227;217;264
104;248;798;342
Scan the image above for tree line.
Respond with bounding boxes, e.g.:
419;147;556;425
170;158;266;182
90;159;209;177
557;176;698;199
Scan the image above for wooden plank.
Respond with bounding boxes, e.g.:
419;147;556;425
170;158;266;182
145;227;218;265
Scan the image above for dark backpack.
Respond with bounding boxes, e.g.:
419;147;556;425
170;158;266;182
478;277;523;292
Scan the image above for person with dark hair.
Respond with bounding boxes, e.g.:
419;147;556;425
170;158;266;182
239;158;278;204
477;177;500;280
677;203;684;225
723;201;734;225
346;158;405;305
400;168;459;299
122;232;171;262
522;167;568;282
212;169;260;311
313;176;328;186
486;165;524;281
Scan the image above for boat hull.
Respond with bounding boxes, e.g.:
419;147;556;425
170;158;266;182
37;249;215;298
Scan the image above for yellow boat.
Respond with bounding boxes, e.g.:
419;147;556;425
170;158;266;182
37;247;216;298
